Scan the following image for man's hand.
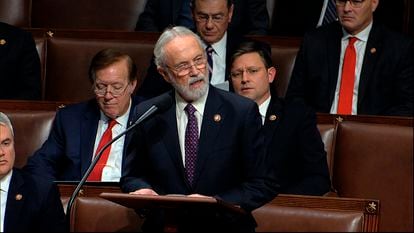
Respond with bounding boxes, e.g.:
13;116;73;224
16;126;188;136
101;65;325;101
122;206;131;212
129;188;158;195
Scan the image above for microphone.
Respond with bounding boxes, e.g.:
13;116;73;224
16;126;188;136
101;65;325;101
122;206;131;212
65;95;172;217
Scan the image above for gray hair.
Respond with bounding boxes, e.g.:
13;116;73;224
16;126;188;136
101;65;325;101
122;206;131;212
0;112;14;136
154;26;205;68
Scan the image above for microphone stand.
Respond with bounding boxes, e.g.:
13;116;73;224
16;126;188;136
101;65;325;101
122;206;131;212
65;105;158;219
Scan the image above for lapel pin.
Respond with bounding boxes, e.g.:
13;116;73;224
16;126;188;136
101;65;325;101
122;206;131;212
46;30;54;37
370;47;376;54
15;194;23;201
213;114;221;122
269;115;277;121
0;39;6;45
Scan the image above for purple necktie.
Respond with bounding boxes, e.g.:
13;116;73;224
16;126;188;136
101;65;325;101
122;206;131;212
184;104;199;185
206;45;214;81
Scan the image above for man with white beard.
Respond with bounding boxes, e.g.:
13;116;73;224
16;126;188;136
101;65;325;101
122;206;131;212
121;26;278;232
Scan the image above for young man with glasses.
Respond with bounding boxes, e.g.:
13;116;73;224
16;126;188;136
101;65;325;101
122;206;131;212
286;0;413;116
121;26;278;232
230;40;330;196
24;49;143;182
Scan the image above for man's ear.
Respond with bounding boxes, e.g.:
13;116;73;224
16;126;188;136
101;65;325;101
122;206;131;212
268;67;276;84
158;67;171;83
228;4;234;23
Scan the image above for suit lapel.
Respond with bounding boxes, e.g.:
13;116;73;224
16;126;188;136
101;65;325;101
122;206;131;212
5;170;25;232
327;23;343;105
263;98;283;147
159;93;187;180
80;101;100;176
358;23;382;109
123;96;143;170
193;87;223;186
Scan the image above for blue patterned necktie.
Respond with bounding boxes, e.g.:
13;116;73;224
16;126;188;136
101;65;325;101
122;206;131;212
323;0;337;25
206;45;214;81
184;104;199;186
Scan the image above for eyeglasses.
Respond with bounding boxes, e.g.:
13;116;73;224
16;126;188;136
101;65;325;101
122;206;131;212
166;56;207;77
194;13;226;24
335;0;365;8
230;67;264;79
94;83;130;97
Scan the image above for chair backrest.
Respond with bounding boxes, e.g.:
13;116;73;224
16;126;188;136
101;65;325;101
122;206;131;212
2;109;55;168
70;197;143;232
0;0;31;27
248;36;301;98
31;29;47;99
333;119;413;231
0;100;65;168
253;194;380;232
31;0;146;31
43;31;158;102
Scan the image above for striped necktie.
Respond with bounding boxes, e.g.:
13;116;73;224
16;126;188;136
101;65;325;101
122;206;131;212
323;0;337;25
206;45;214;81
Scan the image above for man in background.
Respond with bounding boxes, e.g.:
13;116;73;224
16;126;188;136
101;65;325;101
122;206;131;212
230;40;330;196
286;0;413;116
24;49;142;181
136;0;249;98
0;112;67;232
136;0;269;35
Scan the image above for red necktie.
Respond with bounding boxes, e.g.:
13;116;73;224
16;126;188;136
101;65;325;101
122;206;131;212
338;37;358;115
88;119;117;181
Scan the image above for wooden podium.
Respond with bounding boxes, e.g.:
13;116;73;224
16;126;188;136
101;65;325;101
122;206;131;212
99;192;246;232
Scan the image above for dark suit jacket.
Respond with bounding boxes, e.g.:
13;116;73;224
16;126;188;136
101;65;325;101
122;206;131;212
136;31;245;98
121;86;278;231
270;0;325;36
4;168;67;232
23;97;142;181
136;0;269;35
286;21;414;116
0;22;41;100
264;97;330;196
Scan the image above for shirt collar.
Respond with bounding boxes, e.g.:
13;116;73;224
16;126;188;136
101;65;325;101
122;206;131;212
204;32;227;59
175;86;209;116
259;96;271;125
99;98;132;128
0;169;13;193
342;21;372;42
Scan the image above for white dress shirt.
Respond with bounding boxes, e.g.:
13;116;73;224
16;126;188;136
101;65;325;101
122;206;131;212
175;89;208;167
0;170;12;232
259;96;271;125
92;100;131;181
330;22;372;115
204;32;228;90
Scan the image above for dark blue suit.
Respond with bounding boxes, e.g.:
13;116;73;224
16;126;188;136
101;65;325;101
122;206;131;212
0;22;41;100
4;168;67;232
264;97;331;196
121;86;278;231
286;21;414;116
24;97;142;181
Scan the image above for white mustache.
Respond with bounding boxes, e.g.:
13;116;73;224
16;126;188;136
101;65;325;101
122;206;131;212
188;76;205;85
